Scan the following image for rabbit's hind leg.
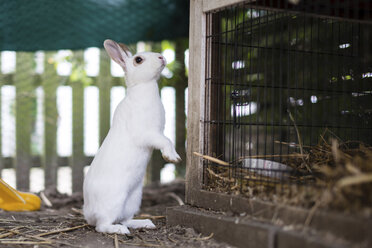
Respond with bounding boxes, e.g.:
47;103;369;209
120;184;143;221
119;185;156;230
122;219;155;229
94;201;130;234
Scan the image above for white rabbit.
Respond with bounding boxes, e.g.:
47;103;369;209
83;39;181;234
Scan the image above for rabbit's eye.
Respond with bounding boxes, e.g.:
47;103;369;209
135;57;143;64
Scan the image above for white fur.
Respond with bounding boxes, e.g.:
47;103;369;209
83;39;181;234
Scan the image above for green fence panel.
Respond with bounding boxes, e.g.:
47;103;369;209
42;52;59;189
71;51;85;193
15;52;35;191
98;50;112;145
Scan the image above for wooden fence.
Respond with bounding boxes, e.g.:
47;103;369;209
0;40;188;193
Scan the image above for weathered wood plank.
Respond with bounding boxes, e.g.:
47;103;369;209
146;150;163;183
42;52;59;189
97;49;111;145
111;77;125;87
186;0;206;204
14;52;35;191
2;156;94;169
71;51;85;193
203;0;237;12
203;0;251;12
174;39;188;177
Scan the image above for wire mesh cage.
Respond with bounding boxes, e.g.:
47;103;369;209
203;0;372;206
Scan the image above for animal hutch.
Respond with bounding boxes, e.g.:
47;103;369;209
168;0;372;247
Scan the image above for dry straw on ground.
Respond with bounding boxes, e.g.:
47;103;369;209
0;212;88;247
200;130;372;213
0;181;232;248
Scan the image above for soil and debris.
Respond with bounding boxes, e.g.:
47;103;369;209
204;130;372;215
0;180;233;248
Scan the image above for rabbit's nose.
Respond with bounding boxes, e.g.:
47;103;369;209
159;56;166;65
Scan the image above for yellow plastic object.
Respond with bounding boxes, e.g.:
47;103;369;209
0;178;41;211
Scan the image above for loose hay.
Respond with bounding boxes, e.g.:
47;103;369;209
201;130;372;214
0;181;233;248
0;211;88;247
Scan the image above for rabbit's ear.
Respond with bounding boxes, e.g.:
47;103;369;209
118;43;133;57
103;39;129;70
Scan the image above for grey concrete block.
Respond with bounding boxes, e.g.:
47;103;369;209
167;205;275;248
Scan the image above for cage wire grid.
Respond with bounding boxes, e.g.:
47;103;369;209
203;0;372;198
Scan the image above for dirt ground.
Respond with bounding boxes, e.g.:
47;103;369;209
0;180;233;248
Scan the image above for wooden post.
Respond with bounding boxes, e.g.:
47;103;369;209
42;52;59;189
98;49;111;145
186;0;206;204
14;52;35;191
71;51;85;193
174;39;188;177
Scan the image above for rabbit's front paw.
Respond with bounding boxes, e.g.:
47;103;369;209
161;146;181;163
